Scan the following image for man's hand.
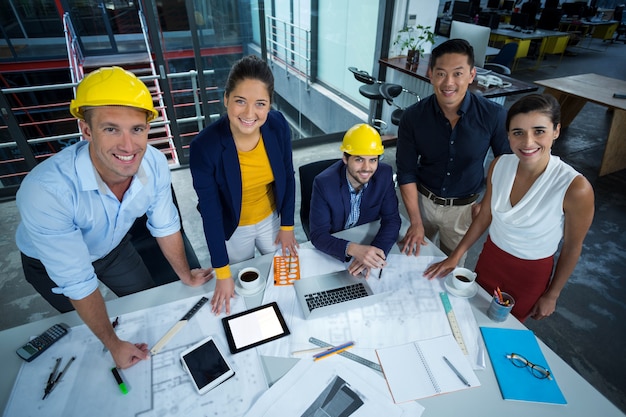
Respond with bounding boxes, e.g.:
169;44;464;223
109;340;150;369
180;267;214;287
275;229;299;257
399;223;428;256
347;243;386;271
211;277;236;315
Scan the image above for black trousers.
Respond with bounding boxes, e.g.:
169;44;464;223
22;234;155;313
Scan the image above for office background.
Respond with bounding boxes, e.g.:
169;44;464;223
1;0;625;414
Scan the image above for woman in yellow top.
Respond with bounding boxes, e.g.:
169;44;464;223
190;55;298;314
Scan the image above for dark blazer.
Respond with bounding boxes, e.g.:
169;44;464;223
189;110;295;269
309;160;401;261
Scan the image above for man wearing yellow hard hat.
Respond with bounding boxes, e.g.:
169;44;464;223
309;124;401;278
15;67;213;369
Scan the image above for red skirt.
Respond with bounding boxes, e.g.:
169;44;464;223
475;236;554;322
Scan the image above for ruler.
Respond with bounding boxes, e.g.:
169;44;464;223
151;296;209;355
439;292;468;355
308;337;383;374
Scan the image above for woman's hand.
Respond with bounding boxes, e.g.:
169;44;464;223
211;277;236;315
423;258;457;280
275;229;299;256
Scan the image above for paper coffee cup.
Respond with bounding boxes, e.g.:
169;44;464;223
238;267;261;290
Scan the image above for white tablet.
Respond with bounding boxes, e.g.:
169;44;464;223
222;302;290;354
180;336;235;395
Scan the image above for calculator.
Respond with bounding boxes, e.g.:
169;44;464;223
16;323;70;362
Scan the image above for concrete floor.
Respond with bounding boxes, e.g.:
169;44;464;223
1;37;625;413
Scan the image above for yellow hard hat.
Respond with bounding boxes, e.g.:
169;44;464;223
340;124;384;156
70;66;158;122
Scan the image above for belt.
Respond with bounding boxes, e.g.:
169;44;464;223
417;184;479;207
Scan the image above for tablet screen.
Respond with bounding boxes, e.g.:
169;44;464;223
182;338;232;392
222;302;290;353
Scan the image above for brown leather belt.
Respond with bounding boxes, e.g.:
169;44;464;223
417;183;479;207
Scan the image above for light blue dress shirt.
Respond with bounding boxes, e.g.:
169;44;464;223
15;141;180;300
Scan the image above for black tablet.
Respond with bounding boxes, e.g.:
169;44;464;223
222;302;290;354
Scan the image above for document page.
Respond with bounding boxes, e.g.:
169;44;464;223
376;334;480;403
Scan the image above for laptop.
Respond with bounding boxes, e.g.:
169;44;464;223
293;270;390;320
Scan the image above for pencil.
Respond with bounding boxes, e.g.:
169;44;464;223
313;341;354;361
313;345;354;361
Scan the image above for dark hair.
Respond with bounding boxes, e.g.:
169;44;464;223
224;55;274;101
430;39;474;70
506;94;561;130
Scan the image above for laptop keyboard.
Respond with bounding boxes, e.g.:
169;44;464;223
304;283;369;311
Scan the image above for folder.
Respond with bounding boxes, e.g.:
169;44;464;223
480;327;566;405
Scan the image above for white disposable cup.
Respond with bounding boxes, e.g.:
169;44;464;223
238;267;261;290
452;267;477;291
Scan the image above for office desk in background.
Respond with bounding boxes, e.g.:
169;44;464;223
535;73;626;177
379;55;537;105
491;27;571;41
1;221;624;416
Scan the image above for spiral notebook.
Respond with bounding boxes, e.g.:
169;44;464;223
376;334;480;403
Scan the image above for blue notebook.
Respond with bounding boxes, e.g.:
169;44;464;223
480;327;567;405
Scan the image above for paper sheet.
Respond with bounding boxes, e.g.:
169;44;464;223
259;251;484;371
245;355;424;417
3;295;266;417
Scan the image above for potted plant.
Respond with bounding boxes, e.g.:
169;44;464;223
393;24;436;68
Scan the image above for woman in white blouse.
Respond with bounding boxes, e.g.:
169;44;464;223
424;94;594;322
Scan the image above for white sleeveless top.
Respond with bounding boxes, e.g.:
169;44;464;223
489;154;580;260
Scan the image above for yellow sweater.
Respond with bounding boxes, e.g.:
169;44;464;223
214;136;293;280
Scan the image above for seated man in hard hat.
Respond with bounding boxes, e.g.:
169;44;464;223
309;124;401;278
15;66;213;369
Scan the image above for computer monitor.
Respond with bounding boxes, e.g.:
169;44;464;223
561;2;586;17
449;20;491;67
544;0;559;8
510;12;529;29
452;1;472;17
487;0;501;9
501;0;515;11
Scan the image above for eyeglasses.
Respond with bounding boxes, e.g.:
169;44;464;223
506;353;552;380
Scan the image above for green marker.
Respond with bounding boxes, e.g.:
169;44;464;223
111;367;128;395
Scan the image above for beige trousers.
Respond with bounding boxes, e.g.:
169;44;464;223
418;193;474;266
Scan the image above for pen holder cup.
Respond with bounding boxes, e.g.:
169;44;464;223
487;292;515;322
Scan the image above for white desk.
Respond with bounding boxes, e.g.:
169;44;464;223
1;222;624;416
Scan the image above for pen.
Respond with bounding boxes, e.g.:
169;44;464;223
111;367;129;395
313;341;354;361
103;317;120;353
314;344;354;361
378;268;383;279
443;356;471;387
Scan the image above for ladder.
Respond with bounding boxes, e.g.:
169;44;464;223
62;11;180;167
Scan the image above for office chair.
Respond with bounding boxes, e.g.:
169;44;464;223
484;42;518;74
129;185;201;285
348;67;386;132
298;159;340;240
379;83;420;126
